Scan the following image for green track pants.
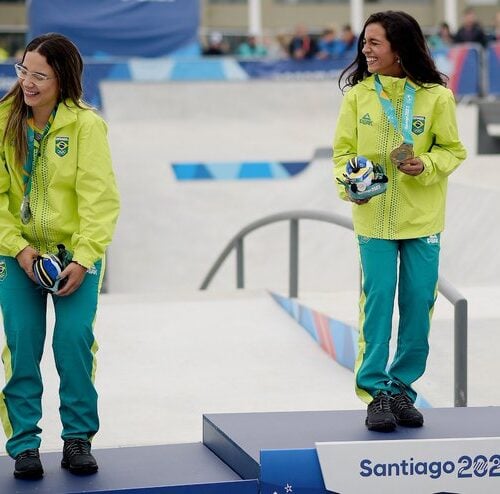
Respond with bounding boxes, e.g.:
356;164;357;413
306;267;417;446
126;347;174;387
0;255;104;458
355;235;440;404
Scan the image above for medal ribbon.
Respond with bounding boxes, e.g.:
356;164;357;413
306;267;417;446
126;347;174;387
374;74;416;146
22;110;56;201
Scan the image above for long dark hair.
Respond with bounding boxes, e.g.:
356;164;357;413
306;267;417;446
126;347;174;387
339;11;447;92
1;33;85;167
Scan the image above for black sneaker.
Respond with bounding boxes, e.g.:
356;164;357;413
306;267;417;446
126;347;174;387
61;439;98;475
365;393;397;432
390;393;424;427
14;448;44;479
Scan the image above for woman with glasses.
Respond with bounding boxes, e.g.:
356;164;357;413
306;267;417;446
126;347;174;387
0;33;120;478
333;11;466;432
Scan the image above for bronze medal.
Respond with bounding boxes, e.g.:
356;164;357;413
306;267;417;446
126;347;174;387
390;143;414;166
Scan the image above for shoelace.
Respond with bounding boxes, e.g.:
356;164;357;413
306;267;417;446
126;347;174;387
65;439;91;457
391;393;413;412
369;394;392;413
16;449;39;460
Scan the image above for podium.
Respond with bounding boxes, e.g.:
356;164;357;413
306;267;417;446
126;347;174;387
0;442;257;493
1;407;499;493
204;407;500;494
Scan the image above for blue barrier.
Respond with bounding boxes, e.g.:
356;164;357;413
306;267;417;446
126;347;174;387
487;42;500;96
445;44;482;97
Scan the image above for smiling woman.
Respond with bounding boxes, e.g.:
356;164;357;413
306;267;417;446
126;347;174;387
15;52;60;128
0;33;120;479
332;11;467;433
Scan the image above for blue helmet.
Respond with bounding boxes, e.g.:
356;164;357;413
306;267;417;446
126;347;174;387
337;156;388;201
32;254;63;292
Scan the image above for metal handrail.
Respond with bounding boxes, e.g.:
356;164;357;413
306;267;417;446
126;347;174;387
200;210;467;407
438;277;468;407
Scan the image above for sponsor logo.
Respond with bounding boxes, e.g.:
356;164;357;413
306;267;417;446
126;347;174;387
0;261;6;281
55;136;69;157
87;265;98;276
412;116;425;135
359;113;373;126
427;234;439;244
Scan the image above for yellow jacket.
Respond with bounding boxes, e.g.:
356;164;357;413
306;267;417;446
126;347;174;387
0;99;120;267
333;74;467;239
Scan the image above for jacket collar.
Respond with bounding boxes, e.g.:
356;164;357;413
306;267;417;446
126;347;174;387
49;99;89;133
360;74;421;95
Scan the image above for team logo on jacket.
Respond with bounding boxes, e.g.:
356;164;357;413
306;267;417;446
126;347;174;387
55;136;69;157
360;113;373;126
412;116;425;135
0;261;6;281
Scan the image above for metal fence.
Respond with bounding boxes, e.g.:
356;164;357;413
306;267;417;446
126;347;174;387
200;210;468;407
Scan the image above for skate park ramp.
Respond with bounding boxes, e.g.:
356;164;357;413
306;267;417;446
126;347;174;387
101;80;498;294
0;81;498;460
99;80;500;414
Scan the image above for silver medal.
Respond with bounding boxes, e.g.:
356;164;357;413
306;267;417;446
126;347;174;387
20;197;32;224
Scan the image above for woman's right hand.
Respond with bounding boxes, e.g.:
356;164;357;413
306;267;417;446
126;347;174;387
16;246;39;282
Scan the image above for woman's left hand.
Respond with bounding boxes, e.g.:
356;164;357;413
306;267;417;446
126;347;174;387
56;262;87;296
398;157;424;176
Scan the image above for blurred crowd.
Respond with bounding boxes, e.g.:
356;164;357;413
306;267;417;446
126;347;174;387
202;8;500;60
428;8;500;50
0;8;499;63
201;24;358;60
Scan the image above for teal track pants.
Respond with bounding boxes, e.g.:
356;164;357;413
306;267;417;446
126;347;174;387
355;235;440;404
0;255;103;458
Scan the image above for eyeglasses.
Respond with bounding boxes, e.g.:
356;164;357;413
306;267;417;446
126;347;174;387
14;63;56;84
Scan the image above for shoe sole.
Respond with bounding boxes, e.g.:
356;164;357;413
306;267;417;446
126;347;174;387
61;460;98;475
365;419;397;432
14;468;44;480
395;418;424;428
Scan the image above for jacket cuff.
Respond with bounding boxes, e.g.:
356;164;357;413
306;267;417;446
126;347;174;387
11;237;30;258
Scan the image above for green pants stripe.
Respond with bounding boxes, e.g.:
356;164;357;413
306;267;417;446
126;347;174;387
355;235;440;404
0;255;104;458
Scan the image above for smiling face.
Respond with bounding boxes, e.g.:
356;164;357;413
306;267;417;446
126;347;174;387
362;22;402;77
19;50;59;118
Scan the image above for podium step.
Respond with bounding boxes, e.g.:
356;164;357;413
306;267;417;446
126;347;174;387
0;442;258;493
203;406;500;480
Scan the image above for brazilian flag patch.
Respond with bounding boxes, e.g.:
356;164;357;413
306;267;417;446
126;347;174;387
412;116;425;135
0;261;6;281
55;136;69;157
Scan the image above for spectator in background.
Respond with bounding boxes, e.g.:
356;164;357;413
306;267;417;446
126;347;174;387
203;31;228;56
337;24;358;58
316;26;340;59
428;22;455;50
264;32;288;59
454;8;488;47
288;25;318;60
490;11;500;41
237;35;267;58
272;32;292;58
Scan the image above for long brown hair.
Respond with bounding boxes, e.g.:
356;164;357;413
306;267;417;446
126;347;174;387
339;11;447;92
1;33;85;166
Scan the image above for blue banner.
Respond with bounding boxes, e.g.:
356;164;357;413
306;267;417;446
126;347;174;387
28;0;200;58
